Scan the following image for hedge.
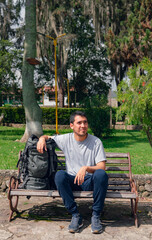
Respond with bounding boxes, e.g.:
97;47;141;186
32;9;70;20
0;106;116;127
0;107;25;124
41;107;83;125
0;107;83;125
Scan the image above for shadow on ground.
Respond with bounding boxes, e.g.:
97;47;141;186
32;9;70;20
11;198;152;228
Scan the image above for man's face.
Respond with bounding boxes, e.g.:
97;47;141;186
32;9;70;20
70;115;88;137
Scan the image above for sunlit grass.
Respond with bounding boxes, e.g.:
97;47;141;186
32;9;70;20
0;126;151;174
103;130;152;174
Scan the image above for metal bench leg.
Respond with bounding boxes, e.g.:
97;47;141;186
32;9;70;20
7;176;19;222
134;199;138;228
131;199;134;216
130;198;138;227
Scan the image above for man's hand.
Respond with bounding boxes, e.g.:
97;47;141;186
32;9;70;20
74;161;106;186
74;166;87;185
37;136;47;153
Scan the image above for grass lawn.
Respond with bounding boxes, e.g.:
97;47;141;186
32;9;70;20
0;126;151;174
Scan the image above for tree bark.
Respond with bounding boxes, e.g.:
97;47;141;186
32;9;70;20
20;0;43;142
58;85;64;107
146;128;152;148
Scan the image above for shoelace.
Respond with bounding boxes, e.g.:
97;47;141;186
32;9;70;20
71;215;80;226
93;216;101;226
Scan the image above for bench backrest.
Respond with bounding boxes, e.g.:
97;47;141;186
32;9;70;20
56;151;132;192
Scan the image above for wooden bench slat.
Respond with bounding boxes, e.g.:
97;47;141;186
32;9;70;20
58;166;130;171
105;152;129;158
10;185;131;195
58;167;65;170
58;159;130;164
10;189;137;199
11;189;53;197
106;192;137;199
107;173;130;178
57;152;129;158
57;159;66;163
108;180;130;185
106;159;129;164
54;172;131;178
108;186;130;190
106;166;129;171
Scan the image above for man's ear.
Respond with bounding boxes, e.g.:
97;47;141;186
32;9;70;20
70;123;74;129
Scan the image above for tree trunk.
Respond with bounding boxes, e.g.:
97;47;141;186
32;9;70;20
20;0;43;142
58;74;64;108
58;88;64;107
0;90;2;107
146;128;152;148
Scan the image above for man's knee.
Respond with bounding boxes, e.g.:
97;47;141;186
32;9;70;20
93;169;108;185
55;170;67;186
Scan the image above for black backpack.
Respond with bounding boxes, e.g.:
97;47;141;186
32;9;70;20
17;134;60;190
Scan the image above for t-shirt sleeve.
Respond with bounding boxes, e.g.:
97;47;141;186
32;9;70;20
94;140;107;165
52;134;66;151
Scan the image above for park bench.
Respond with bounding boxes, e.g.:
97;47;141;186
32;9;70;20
8;151;138;227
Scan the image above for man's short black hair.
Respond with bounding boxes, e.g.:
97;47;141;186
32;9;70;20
70;111;87;123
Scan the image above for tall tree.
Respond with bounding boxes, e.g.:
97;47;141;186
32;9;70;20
0;0;22;40
0;0;23;106
0;39;22;106
36;1;112;106
36;0;70;107
29;0;137;109
66;6;111;105
21;0;43;142
105;0;152;84
84;0;136;85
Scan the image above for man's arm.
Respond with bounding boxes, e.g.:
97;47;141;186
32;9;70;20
74;161;106;185
37;135;51;153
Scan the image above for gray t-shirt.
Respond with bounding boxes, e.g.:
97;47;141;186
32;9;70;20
53;133;106;176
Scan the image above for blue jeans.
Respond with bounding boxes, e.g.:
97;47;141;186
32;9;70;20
55;169;108;216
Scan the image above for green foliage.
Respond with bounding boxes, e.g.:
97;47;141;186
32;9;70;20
0;107;83;125
0;1;24;105
0;40;22;79
82;96;113;138
41;107;85;125
86;107;112;138
0;107;25;123
106;0;152;67
66;6;111;103
117;58;152;146
0;0;23;42
0;106;115;137
0;39;23;106
37;1;111;106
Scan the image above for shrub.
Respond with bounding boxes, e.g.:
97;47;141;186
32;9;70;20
0;107;84;125
0;107;25;123
81;95;113;138
0;106;115;137
86;107;112;138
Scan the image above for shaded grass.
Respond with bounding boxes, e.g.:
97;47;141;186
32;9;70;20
0;126;151;174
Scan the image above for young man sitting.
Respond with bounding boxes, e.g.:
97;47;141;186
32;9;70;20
37;111;108;234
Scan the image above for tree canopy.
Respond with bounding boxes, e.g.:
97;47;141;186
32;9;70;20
0;0;24;106
117;58;152;147
105;0;152;84
35;1;113;107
